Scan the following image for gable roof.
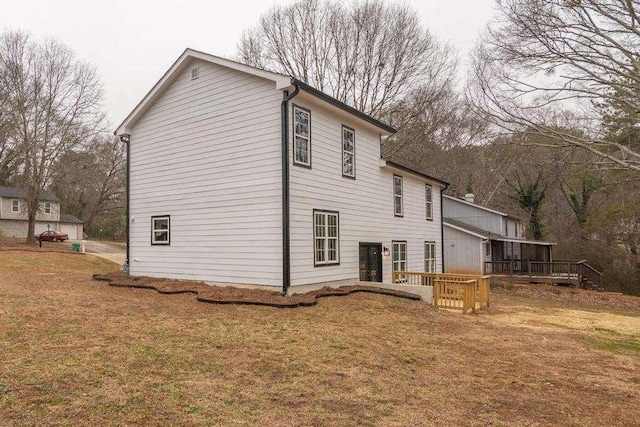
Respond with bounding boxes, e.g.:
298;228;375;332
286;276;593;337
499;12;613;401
60;213;84;224
115;48;396;136
0;186;59;202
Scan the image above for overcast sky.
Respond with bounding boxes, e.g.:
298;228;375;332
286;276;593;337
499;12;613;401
1;0;497;129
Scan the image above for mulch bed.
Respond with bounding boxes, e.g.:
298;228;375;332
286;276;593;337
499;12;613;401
93;272;422;308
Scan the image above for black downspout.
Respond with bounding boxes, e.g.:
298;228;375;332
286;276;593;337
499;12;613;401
281;84;300;295
119;134;131;274
440;183;449;273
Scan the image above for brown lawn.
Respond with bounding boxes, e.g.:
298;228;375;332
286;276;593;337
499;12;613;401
1;251;639;426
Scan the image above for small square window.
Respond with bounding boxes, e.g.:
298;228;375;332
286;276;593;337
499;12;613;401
191;67;199;80
151;216;170;245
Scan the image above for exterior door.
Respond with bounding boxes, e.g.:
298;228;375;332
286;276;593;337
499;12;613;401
359;243;382;282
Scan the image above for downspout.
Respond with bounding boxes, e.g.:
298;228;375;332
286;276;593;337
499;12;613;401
119;133;131;274
281;84;300;295
440;182;449;273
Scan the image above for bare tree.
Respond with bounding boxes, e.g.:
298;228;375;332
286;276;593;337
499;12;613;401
469;0;640;173
0;30;104;242
238;0;455;118
49;135;125;232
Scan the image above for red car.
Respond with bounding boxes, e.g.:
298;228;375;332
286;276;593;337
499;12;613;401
38;230;69;242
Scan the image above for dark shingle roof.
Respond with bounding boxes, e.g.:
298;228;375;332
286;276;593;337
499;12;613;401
60;214;84;224
0;186;59;202
443;217;505;240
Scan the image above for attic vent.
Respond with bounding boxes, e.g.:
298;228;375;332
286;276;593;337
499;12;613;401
191;67;199;80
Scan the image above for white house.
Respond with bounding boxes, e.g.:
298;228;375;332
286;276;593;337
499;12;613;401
443;194;554;275
115;48;447;294
0;187;84;240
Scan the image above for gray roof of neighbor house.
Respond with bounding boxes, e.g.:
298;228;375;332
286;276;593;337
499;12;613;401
60;214;84;224
0;186;59;202
443;217;555;245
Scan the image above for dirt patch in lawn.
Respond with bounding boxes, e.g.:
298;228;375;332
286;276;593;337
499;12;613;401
94;272;422;308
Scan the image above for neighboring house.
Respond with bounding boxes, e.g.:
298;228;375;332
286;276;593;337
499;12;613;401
0;187;84;240
443;194;554;275
115;48;447;293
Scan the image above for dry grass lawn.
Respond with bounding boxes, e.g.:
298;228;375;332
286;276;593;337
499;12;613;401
1;251;639;426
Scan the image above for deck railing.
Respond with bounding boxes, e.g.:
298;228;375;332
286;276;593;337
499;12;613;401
484;260;603;289
392;271;490;313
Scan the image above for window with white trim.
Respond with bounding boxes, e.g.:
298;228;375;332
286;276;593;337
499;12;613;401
314;210;339;265
151;216;170;245
485;242;491;257
514;223;519;238
392;241;407;272
44;202;52;215
424;241;436;272
425;184;433;220
393;175;403;216
342;126;355;178
11;199;19;212
293;105;311;167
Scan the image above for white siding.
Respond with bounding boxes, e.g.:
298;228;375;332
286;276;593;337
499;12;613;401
288;93;443;286
443;198;504;235
128;59;283;286
443;226;483;274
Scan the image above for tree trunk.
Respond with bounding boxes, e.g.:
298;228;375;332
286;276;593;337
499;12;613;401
26;196;39;244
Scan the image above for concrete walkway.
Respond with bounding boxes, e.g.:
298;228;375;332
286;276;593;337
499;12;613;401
81;240;126;266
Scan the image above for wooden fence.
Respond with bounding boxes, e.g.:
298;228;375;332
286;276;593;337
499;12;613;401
391;271;490;314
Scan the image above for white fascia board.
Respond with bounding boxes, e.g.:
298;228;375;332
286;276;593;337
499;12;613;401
443;221;487;239
495;237;556;245
379;159;448;188
443;194;508;217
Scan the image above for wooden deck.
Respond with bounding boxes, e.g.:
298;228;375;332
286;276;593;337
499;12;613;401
484;260;603;290
392;271;490;314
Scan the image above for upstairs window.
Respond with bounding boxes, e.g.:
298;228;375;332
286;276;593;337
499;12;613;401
425;185;433;220
425;241;436;272
11;199;19;212
314;210;339;266
505;221;509;237
393;175;403;217
515;223;519;238
293;105;311;167
342;126;355;178
393;241;407;272
151;215;170;245
44;202;52;215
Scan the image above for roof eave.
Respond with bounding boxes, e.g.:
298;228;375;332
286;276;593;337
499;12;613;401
379;159;449;188
292;78;396;135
